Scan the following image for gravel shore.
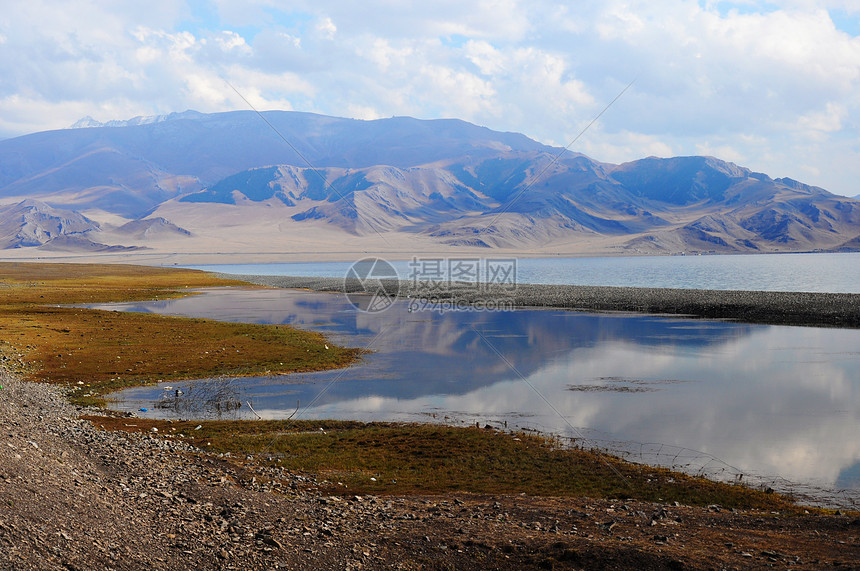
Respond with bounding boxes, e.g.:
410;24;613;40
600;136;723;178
0;367;352;569
223;275;860;328
2;367;859;569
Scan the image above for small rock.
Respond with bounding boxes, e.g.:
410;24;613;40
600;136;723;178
598;521;617;532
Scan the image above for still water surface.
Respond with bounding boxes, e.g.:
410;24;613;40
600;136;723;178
184;251;860;293
97;287;860;503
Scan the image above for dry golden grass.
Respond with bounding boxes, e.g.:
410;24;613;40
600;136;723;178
0;262;361;405
85;415;806;511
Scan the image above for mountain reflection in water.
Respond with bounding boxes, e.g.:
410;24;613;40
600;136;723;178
97;288;860;498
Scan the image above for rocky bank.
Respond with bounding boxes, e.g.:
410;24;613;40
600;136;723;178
1;367;858;570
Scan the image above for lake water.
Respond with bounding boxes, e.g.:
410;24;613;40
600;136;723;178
182;251;860;293
96;287;860;507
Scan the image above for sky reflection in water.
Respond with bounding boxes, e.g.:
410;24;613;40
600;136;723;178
98;288;860;494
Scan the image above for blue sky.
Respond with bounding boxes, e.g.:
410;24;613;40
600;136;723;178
1;0;859;196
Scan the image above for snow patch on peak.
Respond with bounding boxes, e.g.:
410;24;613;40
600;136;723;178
70;116;103;129
70;110;204;129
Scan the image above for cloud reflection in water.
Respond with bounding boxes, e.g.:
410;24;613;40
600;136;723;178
98;288;860;492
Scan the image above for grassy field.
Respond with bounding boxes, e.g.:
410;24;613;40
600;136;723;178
85;415;804;511
0;262;360;405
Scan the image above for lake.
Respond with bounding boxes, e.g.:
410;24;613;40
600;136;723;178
95;286;860;507
181;251;860;293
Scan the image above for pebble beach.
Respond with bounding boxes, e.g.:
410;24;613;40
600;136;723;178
224;275;860;328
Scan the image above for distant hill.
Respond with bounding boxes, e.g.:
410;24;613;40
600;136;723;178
0;200;187;251
0;200;102;249
0;110;544;218
0;110;858;256
174;153;860;253
115;217;191;240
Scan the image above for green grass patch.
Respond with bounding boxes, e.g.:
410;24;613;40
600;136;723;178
0;262;361;405
86;416;802;511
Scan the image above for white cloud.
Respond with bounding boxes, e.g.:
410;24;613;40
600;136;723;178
417;64;498;117
328;0;532;40
214;30;252;55
579;130;675;164
316;16;337;40
183;72;231;107
221;67;316;108
347;104;383;121
797;102;846;134
800;164;822;177
464;40;505;76
596;6;646;39
358;37;415;74
250;30;309;73
694;142;745;164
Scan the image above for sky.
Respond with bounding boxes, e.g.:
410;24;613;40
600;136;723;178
1;0;859;196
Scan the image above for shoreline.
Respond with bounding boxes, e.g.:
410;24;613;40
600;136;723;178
3;370;858;569
2;263;859;567
126;275;860;508
221;275;860;328
1;249;857;268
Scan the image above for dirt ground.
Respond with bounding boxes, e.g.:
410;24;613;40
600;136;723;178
0;369;858;570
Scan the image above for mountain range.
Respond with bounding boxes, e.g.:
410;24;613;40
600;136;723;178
0;110;857;257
